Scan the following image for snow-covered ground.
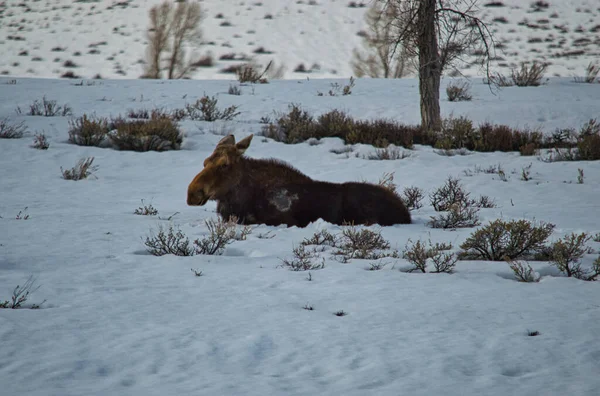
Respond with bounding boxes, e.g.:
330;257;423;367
1;75;600;395
0;0;599;80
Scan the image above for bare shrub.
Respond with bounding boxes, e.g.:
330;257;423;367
333;225;398;262
435;115;475;150
134;199;158;216
549;233;597;280
0;275;45;309
144;223;194;256
23;96;72;116
492;61;548;87
301;229;337;247
109;116;183;151
402;239;457;273
236;60;271;83
185;95;240;121
428;203;480;229
31;132;49;149
459;219;555;261
228;84;242;95
67;114;110;146
505;257;540;282
446;80;472;101
430;176;470;211
402;186;425;210
281;244;325;271
377;172;397;194
61;157;98;180
573;62;600;83
365;147;411;160
193;217;237;255
143;0;204;79
0;117;27;138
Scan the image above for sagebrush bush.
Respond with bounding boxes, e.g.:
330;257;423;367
61;157;98;180
134;199;158;216
145;224;195;256
459;219;555;261
185;95;240;121
20;96;72;116
549;232;598;280
281;244;325;271
446;80;472;101
333;225;398;262
193;217;237;255
428;204;480;229
301;229;337;247
402;239;457;273
0;117;27;138
109;115;183;151
31;132;49;149
430;177;470;211
402;186;425;210
68;114;110;146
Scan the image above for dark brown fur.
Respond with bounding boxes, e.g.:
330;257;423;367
187;134;411;227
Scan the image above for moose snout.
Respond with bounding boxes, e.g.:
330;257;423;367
187;189;208;206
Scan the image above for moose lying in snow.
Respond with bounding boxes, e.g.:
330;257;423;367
186;134;411;227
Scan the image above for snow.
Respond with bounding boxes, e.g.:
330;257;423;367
1;75;600;395
1;0;599;80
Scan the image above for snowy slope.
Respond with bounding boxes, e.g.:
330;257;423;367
0;0;599;80
1;75;600;395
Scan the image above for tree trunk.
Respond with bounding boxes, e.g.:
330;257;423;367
417;0;442;131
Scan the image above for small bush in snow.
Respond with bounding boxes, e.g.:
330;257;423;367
228;84;242;95
549;232;599;280
20;96;73;116
459;219;555;261
193;217;238;255
402;239;457;273
67;114;110;146
377;172;397;194
0;117;27;138
134;199;158;216
365;147;410;160
109;115;183;151
144;224;195;256
435;115;475;150
429;176;470;211
333;225;398;262
446;80;472;101
334;310;347;316
592;233;600;243
281;244;326;271
402;186;425;210
511;61;548;87
0;275;45;309
573;62;600;84
185;95;240;121
301;229;337;247
505;257;540;282
61;157;98;180
236;61;269;84
428;203;480;229
31;132;49;149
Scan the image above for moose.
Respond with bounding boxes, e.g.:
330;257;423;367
187;134;411;227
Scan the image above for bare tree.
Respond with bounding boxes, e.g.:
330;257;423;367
377;0;496;131
351;2;416;78
144;0;203;79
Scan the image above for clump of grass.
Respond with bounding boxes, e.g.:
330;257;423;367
281;244;326;271
459;219;555;261
228;84;242;95
402;239;457;273
446;80;472;101
184;95;240;121
573;62;599;83
61;157;99;180
0;117;27;138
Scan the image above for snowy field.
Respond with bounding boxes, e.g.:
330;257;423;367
1;0;599;80
1;76;600;395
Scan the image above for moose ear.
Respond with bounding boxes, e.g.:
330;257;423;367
235;134;253;154
216;134;235;147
